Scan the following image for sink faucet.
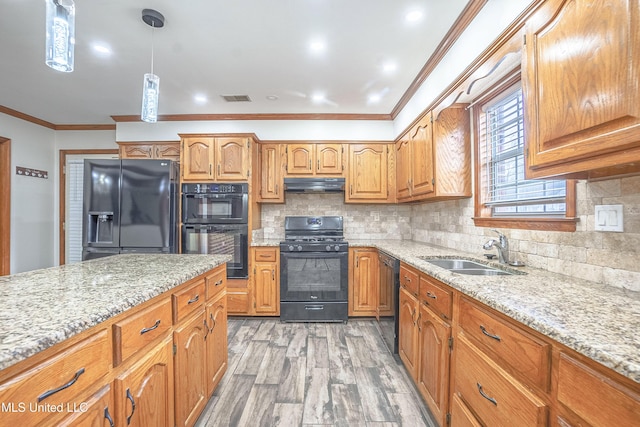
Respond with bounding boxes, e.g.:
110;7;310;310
483;229;509;264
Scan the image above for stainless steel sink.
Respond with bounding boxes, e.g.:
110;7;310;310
421;258;522;276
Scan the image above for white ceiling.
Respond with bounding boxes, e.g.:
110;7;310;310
0;0;472;125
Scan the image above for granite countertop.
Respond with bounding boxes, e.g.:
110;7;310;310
0;254;231;371
253;237;640;383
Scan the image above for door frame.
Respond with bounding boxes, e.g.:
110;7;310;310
59;149;118;265
0;137;10;275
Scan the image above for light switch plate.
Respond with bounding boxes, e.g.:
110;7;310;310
594;204;624;232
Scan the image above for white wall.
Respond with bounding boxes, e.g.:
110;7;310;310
0;114;56;273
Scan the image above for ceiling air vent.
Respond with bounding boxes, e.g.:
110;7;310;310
221;95;252;102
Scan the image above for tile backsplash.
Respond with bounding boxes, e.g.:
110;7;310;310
411;176;640;292
259;176;640;292
260;193;411;240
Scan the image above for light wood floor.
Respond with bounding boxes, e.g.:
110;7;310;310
195;318;437;427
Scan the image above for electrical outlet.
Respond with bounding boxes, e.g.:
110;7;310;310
594;204;623;232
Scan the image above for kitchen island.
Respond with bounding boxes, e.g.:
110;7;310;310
0;254;230;427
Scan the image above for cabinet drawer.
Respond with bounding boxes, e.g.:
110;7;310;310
113;298;172;365
0;329;111;426
557;352;640;427
419;274;452;320
205;268;226;301
454;335;548;427
254;248;277;262
450;393;482;427
399;264;419;296
173;278;205;323
458;297;550;390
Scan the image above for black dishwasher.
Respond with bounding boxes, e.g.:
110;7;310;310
378;251;400;358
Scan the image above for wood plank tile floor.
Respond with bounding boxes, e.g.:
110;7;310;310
195;318;438;427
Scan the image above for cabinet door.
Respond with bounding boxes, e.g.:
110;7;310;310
349;248;378;316
259;144;284;202
114;336;174;427
377;256;394;318
396;139;412;200
398;287;419;379
57;384;115;427
154;143;180;161
182;137;215;181
432;105;471;197
216;137;249;181
120;144;154;159
174;310;207;427
286;144;314;175
346;144;389;202
450;393;482;427
205;294;228;396
417;303;451;427
411;113;435;197
253;262;279;315
523;0;640;178
316;143;344;175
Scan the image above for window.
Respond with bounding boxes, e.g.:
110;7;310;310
473;78;576;231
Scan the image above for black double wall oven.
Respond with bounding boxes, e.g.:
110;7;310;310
181;183;248;278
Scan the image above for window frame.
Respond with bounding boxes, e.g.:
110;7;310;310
472;72;577;232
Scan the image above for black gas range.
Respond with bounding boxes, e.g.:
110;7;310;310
279;216;348;322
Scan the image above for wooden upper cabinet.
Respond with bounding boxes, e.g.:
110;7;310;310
258;143;284;203
346;143;394;203
119;142;180;161
181;136;250;182
216;137;249;181
182;137;215;181
522;0;640;179
286;144;314;175
396;106;469;203
316;144;344;175
432;105;471;198
285;143;344;176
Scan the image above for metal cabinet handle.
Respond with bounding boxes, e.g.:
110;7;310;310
140;319;161;335
37;368;85;402
126;388;136;425
104;406;115;427
477;383;497;406
209;164;212;176
210;312;216;331
275;184;279;195
309;160;312;170
215;279;224;286
272;269;275;281
188;294;200;304
480;325;501;341
217;164;221;175
425;291;437;299
204;318;210;340
317;159;320;170
403;275;412;282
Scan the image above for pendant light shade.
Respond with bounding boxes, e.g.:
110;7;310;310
45;0;75;72
141;9;164;123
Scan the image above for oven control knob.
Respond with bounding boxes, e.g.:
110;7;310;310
334;245;340;251
288;245;295;252
297;245;302;252
325;245;331;252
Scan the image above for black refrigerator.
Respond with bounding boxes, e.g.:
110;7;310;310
82;159;179;260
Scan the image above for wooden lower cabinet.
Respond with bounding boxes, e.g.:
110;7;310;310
57;383;115;427
205;293;228;396
114;335;175;427
174;310;208;427
450;392;481;427
398;286;419;378
349;248;378;316
252;247;280;315
417;302;451;427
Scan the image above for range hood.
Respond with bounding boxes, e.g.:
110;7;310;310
284;177;345;193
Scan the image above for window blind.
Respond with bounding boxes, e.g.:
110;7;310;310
478;87;566;216
66;159;85;263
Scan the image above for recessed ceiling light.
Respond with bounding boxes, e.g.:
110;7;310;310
92;43;112;56
194;94;208;104
309;39;326;53
382;61;397;74
368;94;382;104
405;10;423;23
311;93;326;103
266;95;279;101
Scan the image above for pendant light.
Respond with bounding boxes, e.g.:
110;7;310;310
45;0;75;72
141;9;165;123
